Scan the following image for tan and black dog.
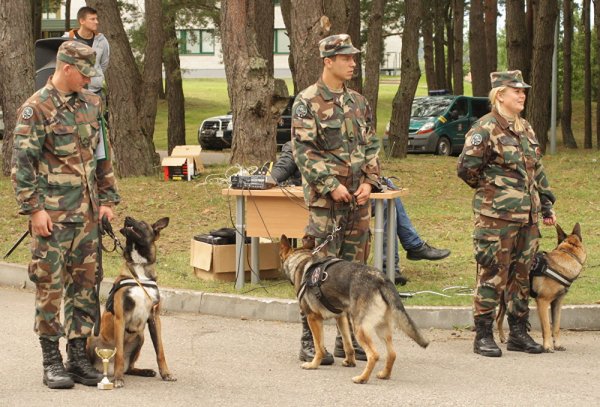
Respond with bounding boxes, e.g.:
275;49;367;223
497;223;586;352
87;216;176;388
280;235;429;384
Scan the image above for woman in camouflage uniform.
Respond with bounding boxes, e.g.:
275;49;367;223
457;70;556;357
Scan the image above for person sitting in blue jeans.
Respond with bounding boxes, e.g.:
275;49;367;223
376;177;450;285
271;142;450;286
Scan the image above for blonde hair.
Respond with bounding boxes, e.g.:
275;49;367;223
488;86;525;133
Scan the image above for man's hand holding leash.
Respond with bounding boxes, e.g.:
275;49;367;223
353;183;372;206
543;214;557;226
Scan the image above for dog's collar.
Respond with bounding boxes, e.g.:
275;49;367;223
544;266;575;288
558;248;585;266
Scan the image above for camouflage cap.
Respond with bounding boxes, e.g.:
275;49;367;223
56;41;98;77
490;70;531;89
319;34;360;58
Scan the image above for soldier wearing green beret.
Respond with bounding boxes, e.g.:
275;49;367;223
11;40;120;388
457;70;556;357
291;34;380;365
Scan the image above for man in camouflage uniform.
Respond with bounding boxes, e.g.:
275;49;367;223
292;34;380;364
457;70;556;357
11;41;120;388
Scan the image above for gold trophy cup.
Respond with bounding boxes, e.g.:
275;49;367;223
95;347;117;390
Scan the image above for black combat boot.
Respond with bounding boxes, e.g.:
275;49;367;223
473;315;502;357
65;338;104;386
40;337;74;389
334;328;367;361
506;313;544;354
298;315;334;365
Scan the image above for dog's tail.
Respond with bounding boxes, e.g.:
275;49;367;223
380;281;429;348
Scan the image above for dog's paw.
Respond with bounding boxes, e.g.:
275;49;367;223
114;378;125;388
342;359;356;368
301;362;318;370
129;368;156;377
162;374;177;382
554;345;566;351
352;375;368;384
376;370;391;380
543;347;554;353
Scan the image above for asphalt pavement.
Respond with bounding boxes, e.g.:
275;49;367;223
1;286;599;407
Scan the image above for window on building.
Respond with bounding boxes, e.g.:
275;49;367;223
177;30;215;55
274;29;290;54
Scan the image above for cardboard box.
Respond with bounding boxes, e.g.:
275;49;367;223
161;145;204;181
190;239;282;282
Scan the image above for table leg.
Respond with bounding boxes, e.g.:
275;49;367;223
386;198;396;282
251;237;260;285
373;200;384;271
235;196;246;290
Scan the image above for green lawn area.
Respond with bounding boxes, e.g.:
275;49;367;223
1;77;598;306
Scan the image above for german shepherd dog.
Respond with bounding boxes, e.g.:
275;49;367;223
87;216;176;388
280;236;429;384
497;224;586;352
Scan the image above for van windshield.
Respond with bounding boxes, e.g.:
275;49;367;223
411;98;453;118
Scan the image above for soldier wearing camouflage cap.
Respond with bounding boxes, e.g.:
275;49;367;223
291;33;379;365
11;40;120;388
457;70;556;358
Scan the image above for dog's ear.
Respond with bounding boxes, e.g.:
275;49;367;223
152;217;170;239
279;235;293;259
572;223;582;242
556;224;567;243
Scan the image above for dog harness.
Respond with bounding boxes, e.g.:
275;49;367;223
529;252;576;298
105;278;159;313
296;256;344;314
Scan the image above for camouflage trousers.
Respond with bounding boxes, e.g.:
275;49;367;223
28;219;99;340
472;214;540;318
305;204;370;263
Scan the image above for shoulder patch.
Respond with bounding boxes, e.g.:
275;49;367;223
471;134;483;146
295;103;307;118
22;106;34;120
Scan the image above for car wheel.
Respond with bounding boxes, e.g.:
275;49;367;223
435;137;451;156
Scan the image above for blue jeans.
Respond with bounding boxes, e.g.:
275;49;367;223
372;178;424;273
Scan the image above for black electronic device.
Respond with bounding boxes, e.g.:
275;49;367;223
230;174;272;190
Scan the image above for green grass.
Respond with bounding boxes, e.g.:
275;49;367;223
1;78;599;306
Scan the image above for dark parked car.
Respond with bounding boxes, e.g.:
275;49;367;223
197;97;295;151
385;95;491;156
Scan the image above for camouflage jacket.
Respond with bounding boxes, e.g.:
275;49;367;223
457;109;555;223
11;79;120;223
291;78;380;208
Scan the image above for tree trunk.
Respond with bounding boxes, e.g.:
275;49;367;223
65;0;71;32
452;0;464;95
583;0;592;149
595;0;600;149
561;0;577;149
163;9;186;155
445;2;454;93
469;0;489;96
422;1;436;91
31;0;42;41
363;0;387;130
526;0;558;153
345;0;362;92
388;0;421;158
506;0;531;83
0;0;35;176
433;1;447;91
222;0;287;165
86;0;163;176
288;1;332;91
484;0;498;74
279;0;297;94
